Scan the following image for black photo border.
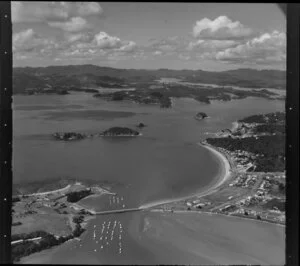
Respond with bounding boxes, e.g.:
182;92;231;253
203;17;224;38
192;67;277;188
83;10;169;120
0;2;299;265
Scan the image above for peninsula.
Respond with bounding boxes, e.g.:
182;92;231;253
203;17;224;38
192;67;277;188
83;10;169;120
11;180;116;262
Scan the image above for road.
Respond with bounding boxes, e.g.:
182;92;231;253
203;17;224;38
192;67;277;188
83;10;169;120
209;173;265;212
11;237;42;245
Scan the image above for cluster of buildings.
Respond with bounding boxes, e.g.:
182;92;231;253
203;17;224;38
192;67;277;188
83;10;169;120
217;171;285;224
229;174;257;188
185;199;211;209
237;194;268;207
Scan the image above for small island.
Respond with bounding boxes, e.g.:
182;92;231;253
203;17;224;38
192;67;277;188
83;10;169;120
195;112;208;121
137;122;146;128
53;128;141;141
100;127;140;137
53;132;87;141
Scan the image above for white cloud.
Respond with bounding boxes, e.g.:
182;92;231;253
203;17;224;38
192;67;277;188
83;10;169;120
13;29;57;53
187;39;238;51
193;16;253;40
92;32;122;49
215;31;286;65
75;2;103;16
64;32;94;43
12;2;68;23
12;2;103;23
147;36;188;54
153;51;163;56
118;41;137;52
48;17;90;32
59;31;138;60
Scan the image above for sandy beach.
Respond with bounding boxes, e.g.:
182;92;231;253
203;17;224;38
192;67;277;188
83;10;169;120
139;142;231;209
16;141;285;265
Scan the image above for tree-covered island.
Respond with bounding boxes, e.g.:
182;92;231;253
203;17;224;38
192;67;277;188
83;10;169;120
99;127;140;137
195;112;208;120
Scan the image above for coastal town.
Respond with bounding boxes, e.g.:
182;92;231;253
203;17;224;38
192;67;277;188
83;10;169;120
150;112;286;225
11;111;286;262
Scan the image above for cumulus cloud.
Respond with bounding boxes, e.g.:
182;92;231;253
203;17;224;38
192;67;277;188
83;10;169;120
12;2;103;23
13;28;138;62
58;31;138;60
118;41;137;52
147;36;188;54
12;2;68;23
64;32;94;43
13;29;57;53
48;17;90;32
76;2;103;16
92;32;122;49
187;39;238;51
193;16;253;40
215;31;286;65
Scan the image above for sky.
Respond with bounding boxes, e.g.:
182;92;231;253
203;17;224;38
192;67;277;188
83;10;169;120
12;2;286;71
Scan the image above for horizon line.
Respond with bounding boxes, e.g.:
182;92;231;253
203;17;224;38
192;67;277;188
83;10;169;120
12;63;286;73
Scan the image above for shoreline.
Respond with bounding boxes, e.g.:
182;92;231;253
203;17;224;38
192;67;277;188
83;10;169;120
139;142;232;209
149;208;286;227
21;184;71;197
144;141;285;227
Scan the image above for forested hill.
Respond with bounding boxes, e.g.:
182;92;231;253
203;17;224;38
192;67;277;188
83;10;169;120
13;65;286;94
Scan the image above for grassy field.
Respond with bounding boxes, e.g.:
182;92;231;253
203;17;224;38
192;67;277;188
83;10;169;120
12;213;72;236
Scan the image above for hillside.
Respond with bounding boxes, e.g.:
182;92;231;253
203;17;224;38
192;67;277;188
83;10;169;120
13;65;286;94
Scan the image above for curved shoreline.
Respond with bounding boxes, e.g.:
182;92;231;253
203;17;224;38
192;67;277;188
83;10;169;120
139;142;232;209
20;142;232;213
21;184;71;197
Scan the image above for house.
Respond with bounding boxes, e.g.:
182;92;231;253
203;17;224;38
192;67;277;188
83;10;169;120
195;203;205;208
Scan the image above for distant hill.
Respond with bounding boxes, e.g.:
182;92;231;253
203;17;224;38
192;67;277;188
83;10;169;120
13;65;286;94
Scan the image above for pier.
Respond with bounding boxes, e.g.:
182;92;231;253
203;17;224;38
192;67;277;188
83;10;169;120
95;207;143;216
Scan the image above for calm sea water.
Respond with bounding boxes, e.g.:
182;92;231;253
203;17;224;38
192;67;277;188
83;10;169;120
13;92;284;264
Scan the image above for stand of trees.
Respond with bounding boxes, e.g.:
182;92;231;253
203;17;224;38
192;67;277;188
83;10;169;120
66;189;92;203
239;112;285;124
253;124;285;135
101;127;140;136
206;135;285;172
12;216;86;262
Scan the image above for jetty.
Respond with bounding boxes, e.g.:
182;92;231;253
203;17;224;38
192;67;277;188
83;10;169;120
95;207;144;216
